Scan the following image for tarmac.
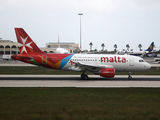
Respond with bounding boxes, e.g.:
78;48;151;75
0;75;160;87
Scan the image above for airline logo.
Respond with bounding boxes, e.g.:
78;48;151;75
101;56;126;63
149;45;153;50
18;36;33;53
70;60;75;65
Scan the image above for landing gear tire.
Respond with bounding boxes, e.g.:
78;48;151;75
81;74;85;79
84;75;89;80
81;74;89;80
128;76;132;80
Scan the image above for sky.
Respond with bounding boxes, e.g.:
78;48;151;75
0;0;160;51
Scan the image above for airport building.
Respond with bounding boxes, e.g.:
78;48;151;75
46;42;79;53
0;39;79;55
0;40;19;55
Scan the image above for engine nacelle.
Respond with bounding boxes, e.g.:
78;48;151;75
100;68;115;78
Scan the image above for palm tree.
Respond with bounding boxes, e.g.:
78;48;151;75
101;43;105;51
114;44;117;52
126;44;130;51
89;42;93;51
138;44;142;51
94;49;97;52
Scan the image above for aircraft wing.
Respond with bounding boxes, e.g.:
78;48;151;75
73;62;114;72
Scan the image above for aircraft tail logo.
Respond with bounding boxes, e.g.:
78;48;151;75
15;28;43;54
145;42;154;52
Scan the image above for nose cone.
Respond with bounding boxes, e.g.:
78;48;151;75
145;62;151;70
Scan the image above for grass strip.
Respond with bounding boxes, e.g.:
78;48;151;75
0;66;159;75
0;88;160;120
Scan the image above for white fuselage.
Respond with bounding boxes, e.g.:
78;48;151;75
61;54;151;72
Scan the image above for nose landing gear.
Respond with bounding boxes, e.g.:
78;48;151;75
128;72;132;80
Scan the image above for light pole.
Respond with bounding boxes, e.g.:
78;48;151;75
78;13;83;51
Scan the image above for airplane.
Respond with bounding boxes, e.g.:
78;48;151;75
54;36;70;54
117;42;154;57
11;28;151;80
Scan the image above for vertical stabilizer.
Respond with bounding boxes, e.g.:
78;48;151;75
15;28;43;54
145;42;154;52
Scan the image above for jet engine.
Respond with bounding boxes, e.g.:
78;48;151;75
100;68;115;78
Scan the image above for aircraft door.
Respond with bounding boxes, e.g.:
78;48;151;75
42;55;47;64
129;57;134;66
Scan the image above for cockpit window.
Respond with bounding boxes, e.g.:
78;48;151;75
139;60;144;62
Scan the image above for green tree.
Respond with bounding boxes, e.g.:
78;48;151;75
94;49;97;52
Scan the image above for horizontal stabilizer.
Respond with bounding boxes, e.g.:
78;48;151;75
12;54;33;60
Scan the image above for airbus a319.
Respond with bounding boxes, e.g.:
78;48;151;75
12;28;151;80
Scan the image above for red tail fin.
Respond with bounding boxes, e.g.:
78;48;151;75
15;28;43;54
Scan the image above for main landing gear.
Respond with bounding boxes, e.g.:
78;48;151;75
81;73;89;80
128;72;132;80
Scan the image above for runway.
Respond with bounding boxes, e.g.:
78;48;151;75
0;75;160;87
